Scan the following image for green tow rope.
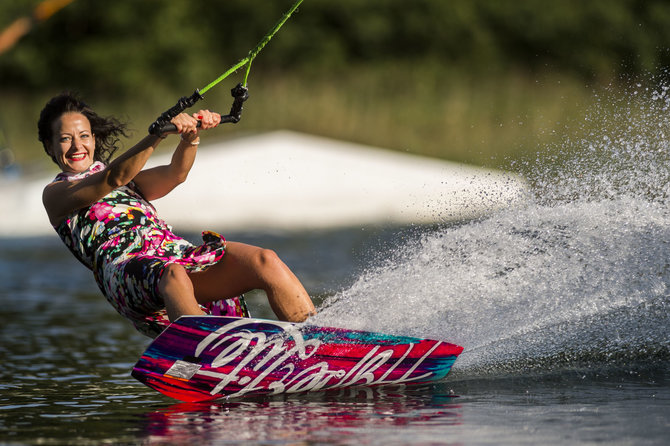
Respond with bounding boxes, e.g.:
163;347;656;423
200;0;305;94
148;0;305;135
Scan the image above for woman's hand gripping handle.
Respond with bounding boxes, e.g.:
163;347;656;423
148;84;249;137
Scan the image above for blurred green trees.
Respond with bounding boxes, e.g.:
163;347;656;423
2;0;669;96
1;0;669;167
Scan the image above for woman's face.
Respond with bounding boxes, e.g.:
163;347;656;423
48;112;95;173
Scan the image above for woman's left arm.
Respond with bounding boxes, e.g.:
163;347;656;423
133;110;221;201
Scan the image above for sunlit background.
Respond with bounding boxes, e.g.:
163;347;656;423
2;0;670;175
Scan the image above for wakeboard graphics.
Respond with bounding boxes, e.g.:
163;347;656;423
132;316;463;402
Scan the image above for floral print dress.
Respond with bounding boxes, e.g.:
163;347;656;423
52;161;248;338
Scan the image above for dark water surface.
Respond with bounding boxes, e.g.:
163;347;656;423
0;230;668;445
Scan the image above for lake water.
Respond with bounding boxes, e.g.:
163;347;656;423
2;83;670;445
1;228;667;446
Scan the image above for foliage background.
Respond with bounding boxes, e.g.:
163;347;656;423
1;0;670;171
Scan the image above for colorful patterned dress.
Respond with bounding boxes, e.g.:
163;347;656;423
52;161;248;338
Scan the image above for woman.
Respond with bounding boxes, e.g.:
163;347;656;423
39;92;315;337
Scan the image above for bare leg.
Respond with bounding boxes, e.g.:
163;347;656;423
159;263;204;321
188;242;316;322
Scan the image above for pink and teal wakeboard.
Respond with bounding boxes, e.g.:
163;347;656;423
132;316;463;402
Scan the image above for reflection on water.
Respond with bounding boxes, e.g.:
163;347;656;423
141;386;462;445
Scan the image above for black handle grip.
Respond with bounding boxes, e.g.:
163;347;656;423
156;120;204;136
148;90;204;136
149;84;249;137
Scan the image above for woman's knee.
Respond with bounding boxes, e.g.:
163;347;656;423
254;248;281;268
159;263;202;320
213;242;292;292
159;263;190;289
247;248;292;283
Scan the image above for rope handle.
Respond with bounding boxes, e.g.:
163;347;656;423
148;84;249;136
148;0;303;136
148;90;203;136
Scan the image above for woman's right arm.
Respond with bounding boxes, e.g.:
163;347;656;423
43;134;163;226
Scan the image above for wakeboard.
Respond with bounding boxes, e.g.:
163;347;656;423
132;316;463;402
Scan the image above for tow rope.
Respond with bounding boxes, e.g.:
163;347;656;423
149;0;305;136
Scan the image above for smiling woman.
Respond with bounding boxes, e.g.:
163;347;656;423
38;93;127;170
36;91;315;338
45;112;95;172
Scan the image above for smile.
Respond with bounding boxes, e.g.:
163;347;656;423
68;153;87;161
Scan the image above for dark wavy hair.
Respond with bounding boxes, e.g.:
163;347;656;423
38;92;128;165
